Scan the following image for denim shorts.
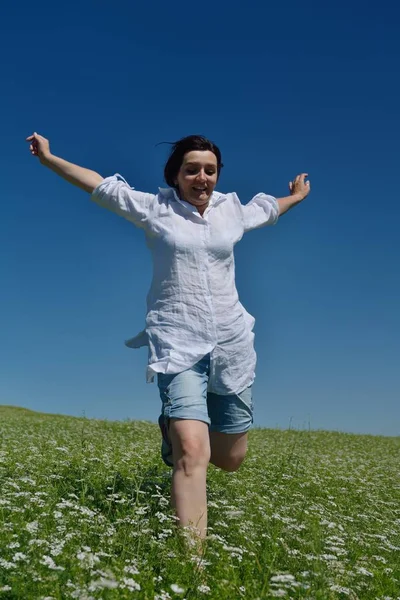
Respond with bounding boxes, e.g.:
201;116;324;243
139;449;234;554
157;354;254;434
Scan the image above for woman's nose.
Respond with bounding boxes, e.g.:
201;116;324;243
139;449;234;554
196;170;207;181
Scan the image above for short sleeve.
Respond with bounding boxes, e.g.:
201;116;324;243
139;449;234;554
90;174;156;229
240;193;279;233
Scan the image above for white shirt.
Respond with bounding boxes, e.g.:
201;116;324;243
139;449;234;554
91;174;279;395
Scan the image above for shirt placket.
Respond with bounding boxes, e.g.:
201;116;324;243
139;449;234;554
173;195;218;383
202;217;218;387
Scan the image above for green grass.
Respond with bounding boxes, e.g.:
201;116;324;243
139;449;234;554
0;405;399;599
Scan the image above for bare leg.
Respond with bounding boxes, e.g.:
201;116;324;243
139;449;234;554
209;431;248;471
168;418;211;551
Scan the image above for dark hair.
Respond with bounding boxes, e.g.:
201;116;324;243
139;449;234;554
163;135;223;188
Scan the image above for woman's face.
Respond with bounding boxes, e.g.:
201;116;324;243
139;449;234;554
175;150;218;210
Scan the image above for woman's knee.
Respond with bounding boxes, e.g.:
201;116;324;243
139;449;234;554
219;452;246;472
169;418;211;472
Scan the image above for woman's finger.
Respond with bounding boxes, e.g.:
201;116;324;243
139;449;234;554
35;133;47;142
26;132;45;142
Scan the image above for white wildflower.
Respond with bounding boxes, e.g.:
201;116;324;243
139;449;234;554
26;520;39;533
155;511;169;522
170;584;185;594
50;540;66;556
136;506;149;515
372;555;387;564
270;574;296;584
330;585;353;595
56;499;75;509
226;510;244;518
77;550;100;569
7;481;20;490
385;542;400;551
121;578;141;591
79;506;96;517
8;541;20;549
328;546;348;556
40;555;65;571
197;585;211;594
20;476;36;484
28;539;48;547
70;589;95;600
13;552;27;561
190;556;211;567
357;566;374;576
123;564;140;575
0;559;16;570
222;545;243;554
154;592;172;600
89;577;118;591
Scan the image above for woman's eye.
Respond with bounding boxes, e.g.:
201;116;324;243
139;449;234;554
185;168;215;176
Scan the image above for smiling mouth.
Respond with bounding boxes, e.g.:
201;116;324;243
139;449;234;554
193;187;207;192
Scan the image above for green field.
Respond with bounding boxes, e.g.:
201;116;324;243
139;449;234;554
0;405;399;599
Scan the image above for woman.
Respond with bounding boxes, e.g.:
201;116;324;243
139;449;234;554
26;132;310;553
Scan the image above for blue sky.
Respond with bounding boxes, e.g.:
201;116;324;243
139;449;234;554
1;0;399;436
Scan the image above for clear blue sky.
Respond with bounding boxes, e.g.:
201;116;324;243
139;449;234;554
1;0;399;436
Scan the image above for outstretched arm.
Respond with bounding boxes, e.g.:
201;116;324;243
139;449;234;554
26;132;104;194
277;173;311;216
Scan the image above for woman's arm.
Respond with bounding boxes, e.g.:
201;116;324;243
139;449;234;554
277;173;311;216
26;132;104;194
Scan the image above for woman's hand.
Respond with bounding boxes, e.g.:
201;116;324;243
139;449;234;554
276;173;311;216
26;132;51;164
25;132;103;193
288;173;311;202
